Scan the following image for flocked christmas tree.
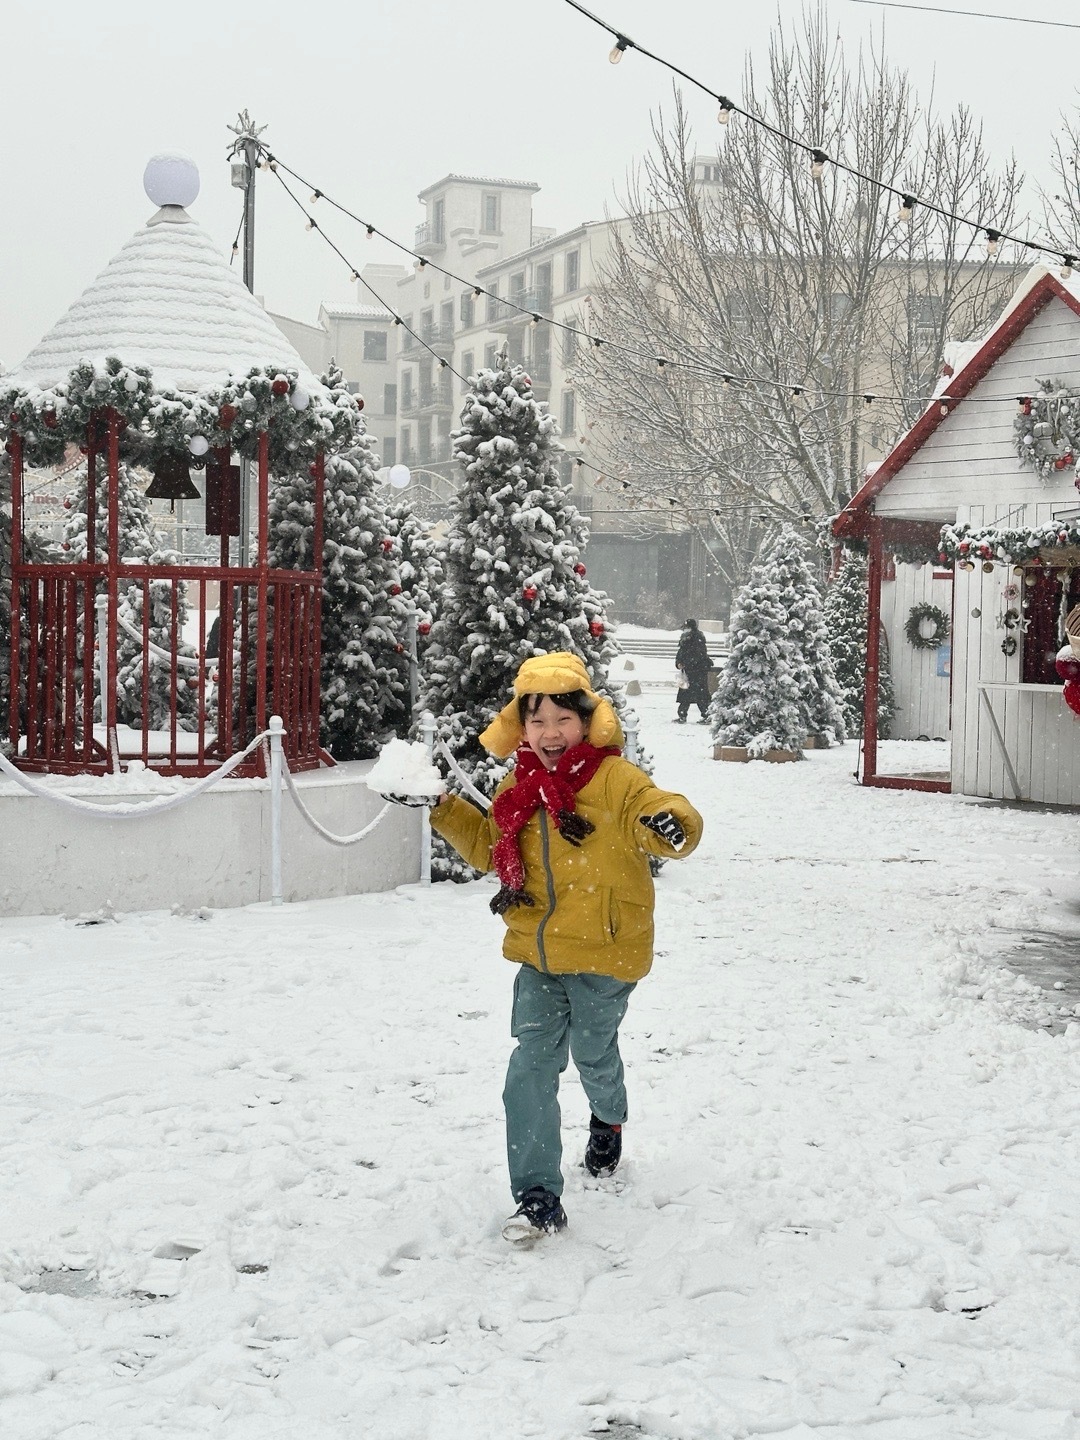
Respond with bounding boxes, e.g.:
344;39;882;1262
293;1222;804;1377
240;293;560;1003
268;412;409;760
766;525;846;746
421;354;621;870
709;552;807;758
0;453;51;755
61;458;198;729
384;493;444;731
822;548;894;739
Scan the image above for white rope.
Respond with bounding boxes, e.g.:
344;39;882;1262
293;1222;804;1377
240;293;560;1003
436;740;491;810
114;608;239;671
279;752;393;846
0;729;272;818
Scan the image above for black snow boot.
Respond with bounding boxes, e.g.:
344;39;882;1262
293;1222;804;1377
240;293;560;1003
584;1114;623;1177
502;1186;567;1243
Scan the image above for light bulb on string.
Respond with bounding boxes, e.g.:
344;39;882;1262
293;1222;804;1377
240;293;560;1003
531;313;542;326
717;97;734;125
864;394;875;407
985;229;1001;257
473;286;482;298
366;225;375;239
609;35;630;63
898;194;916;223
418;257;427;269
810;149;828;181
306;218;318;232
1062;254;1077;281
309;190;322;204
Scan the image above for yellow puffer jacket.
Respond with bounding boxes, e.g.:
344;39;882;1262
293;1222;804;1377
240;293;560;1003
430;754;702;982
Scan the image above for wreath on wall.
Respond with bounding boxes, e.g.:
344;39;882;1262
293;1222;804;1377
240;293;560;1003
904;603;951;650
1014;380;1080;481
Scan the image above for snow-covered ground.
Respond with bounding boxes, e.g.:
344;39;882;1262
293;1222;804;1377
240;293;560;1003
4;682;1080;1439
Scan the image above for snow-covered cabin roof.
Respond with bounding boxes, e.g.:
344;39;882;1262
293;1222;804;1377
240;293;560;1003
834;265;1080;537
6;155;319;396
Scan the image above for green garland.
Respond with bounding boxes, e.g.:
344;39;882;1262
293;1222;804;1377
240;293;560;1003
940;520;1080;566
1;358;363;477
904;602;950;650
1014;380;1080;481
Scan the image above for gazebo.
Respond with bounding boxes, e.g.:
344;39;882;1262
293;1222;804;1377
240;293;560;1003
2;154;360;777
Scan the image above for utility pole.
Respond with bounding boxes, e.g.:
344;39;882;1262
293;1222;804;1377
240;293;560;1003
227;110;267;568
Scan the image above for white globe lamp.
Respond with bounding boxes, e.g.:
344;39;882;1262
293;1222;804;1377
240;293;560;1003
143;153;201;209
388;464;411;489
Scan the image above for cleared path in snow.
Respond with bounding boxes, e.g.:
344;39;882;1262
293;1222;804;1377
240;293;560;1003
2;689;1080;1439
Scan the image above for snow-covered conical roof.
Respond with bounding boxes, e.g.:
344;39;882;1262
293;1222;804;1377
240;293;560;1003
7;156;318;396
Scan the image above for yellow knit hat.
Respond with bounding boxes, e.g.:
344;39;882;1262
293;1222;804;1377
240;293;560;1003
478;651;624;758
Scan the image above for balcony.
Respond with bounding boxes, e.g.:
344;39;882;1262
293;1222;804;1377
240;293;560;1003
401;331;421;355
414;222;445;255
419;323;455;348
491;287;553;331
400;390;418;416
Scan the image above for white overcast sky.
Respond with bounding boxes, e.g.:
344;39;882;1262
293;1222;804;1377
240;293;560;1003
2;0;1078;368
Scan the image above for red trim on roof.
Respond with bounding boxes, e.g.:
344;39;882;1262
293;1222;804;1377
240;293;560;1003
833;273;1080;538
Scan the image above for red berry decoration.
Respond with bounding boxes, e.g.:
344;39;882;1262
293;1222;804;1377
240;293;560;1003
589;619;605;638
389;584;401;596
355;396;365;411
61;542;71;551
394;643;404;654
219;403;237;429
1064;678;1080;717
63;499;72;509
958;540;970;553
211;670;219;684
418;621;431;636
43;410;58;429
574;563;587;576
381;538;393;552
271;378;289;397
523;586;538;602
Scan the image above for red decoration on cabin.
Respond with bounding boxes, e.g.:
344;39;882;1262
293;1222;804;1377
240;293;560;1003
271;378;289;396
1063;679;1080;716
589;619;605;637
523;586;538;602
42;411;58;429
218;403;237;429
1056;650;1080;681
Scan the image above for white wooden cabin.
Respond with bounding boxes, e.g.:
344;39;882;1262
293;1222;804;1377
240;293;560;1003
834;266;1080;805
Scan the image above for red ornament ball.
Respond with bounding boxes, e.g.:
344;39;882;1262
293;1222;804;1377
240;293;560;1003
219;403;238;429
958;540;970;553
211;670;219;684
1055;457;1067;471
1060;532;1070;544
389;583;401;596
394;643;405;654
381;538;393;552
1056;648;1080;681
43;410;58;429
63;499;72;510
418;621;431;636
523;586;538;602
1066;452;1076;465
271;378;290;397
355;396;365;412
589;620;605;638
61;542;71;551
574;563;587;576
1064;678;1080;716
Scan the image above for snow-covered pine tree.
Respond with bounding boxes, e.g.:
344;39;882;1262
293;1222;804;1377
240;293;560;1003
384;494;444;732
765;525;846;746
420;354;620;874
0;454;51;755
822;548;895;739
268;429;409;760
709;555;806;757
59;458;198;729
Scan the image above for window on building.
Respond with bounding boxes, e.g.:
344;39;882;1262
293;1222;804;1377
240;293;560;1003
400;426;412;461
401;371;414;410
817;292;853;324
908;293;944;334
423;281;430;299
561;390;576;436
484;342;498;370
562;329;578;366
440;300;454;336
462;350;475;389
460;292;475;329
698;162;721;182
564;250;580;294
420;308;434;340
535;261;552;311
432;198;445;245
384;383;397;415
382;436;396;466
363;330;388;362
486;281;499;323
510;271;526;300
532;327;551;382
1023;569;1080;684
481;192;500;233
725;291;751;332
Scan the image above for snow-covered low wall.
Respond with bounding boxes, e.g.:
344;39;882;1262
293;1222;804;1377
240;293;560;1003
0;760;421;917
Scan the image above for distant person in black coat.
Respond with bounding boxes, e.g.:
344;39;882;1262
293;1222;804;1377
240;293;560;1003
675;618;713;723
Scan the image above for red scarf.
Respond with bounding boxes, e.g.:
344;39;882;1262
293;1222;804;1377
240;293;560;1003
490;742;620;912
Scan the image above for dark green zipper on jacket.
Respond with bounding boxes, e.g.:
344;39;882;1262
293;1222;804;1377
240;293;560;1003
535;810;558;974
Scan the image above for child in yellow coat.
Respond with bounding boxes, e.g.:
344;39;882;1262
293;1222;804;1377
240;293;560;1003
430;652;702;1242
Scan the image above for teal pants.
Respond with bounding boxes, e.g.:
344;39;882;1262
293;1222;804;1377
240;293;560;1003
503;964;636;1200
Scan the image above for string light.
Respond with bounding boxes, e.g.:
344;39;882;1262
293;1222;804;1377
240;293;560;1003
418;257;427;268
717;98;734;125
1062;254;1077;281
985;228;1001;256
791;385;804;398
864;394;875;407
531;313;543;325
366;225;375;239
306;217;318;231
656;357;667;369
310;189;322;204
609;34;630;62
939;398;952;416
898;194;916;222
810;149;829;180
473;286;482;298
350;269;359;282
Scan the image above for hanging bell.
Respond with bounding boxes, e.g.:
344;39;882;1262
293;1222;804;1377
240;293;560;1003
145;452;201;510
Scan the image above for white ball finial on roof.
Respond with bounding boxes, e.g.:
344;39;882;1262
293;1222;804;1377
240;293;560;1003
143;153;200;209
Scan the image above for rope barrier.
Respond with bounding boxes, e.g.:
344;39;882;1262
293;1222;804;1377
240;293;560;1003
113;608;240;671
436;740;492;810
277;749;394;846
0;729;272;819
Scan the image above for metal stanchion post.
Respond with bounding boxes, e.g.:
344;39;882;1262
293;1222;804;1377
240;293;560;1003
269;714;284;905
420;709;435;886
94;594;109;724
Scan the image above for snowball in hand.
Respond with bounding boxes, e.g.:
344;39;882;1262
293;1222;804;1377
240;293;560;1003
365;739;444;799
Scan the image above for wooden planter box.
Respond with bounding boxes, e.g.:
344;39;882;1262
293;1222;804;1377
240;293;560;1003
802;734;829;750
714;745;801;763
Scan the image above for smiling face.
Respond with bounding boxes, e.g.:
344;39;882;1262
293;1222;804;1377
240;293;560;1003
522;695;589;770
